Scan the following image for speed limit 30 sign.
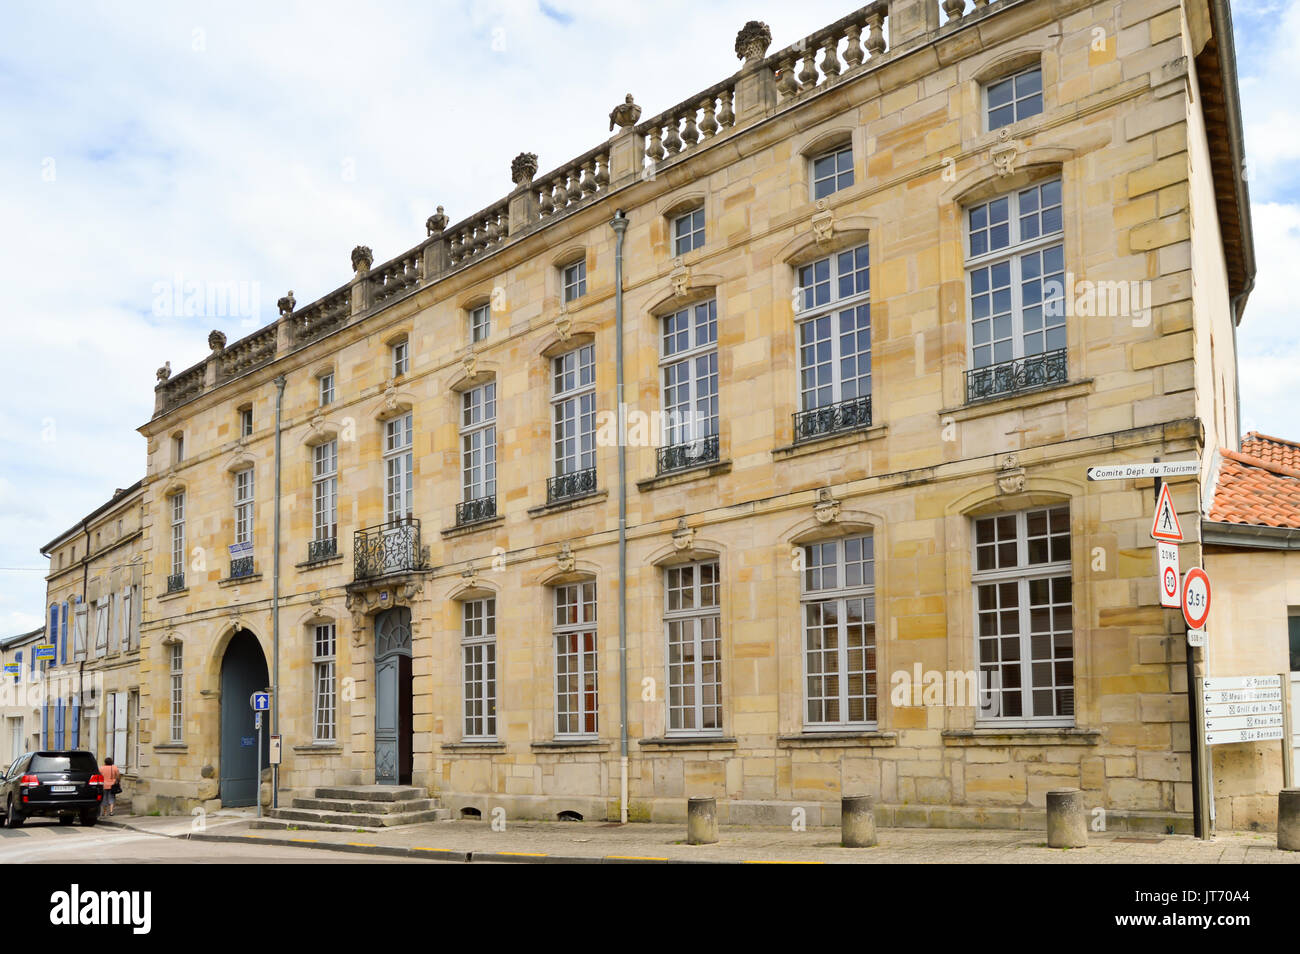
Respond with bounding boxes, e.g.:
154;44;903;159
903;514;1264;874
1157;542;1180;608
1181;566;1211;631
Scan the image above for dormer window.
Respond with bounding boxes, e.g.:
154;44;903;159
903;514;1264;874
562;260;587;304
985;66;1043;131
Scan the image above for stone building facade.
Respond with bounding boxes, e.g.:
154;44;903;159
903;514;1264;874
34;483;145;804
122;0;1255;829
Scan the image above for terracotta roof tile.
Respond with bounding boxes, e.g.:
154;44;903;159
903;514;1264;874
1209;434;1300;529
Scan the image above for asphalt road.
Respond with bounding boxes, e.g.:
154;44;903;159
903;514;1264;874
0;818;437;864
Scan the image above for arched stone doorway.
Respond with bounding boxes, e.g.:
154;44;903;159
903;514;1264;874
374;607;413;785
219;629;270;807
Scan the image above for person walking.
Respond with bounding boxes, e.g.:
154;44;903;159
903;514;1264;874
100;757;122;817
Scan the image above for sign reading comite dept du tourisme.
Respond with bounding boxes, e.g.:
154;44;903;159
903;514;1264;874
1085;460;1200;480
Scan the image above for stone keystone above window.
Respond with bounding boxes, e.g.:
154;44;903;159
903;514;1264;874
735;20;772;62
511;152;539;186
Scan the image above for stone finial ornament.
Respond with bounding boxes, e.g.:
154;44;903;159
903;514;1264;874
208;330;226;353
735;20;772;62
156;361;171;383
426;206;449;237
609;93;642;131
277;290;296;316
351;245;374;275
511;152;539;187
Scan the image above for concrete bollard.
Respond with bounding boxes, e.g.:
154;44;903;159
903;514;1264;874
1278;788;1300;851
841;795;877;848
1046;788;1088;848
686;796;718;845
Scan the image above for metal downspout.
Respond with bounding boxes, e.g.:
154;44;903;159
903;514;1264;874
611;210;630;824
272;375;286;809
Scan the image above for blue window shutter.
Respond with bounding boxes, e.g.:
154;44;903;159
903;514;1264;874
42;703;48;749
71;703;80;748
61;603;69;663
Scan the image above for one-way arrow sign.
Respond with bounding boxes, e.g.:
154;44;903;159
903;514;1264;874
1150;482;1183;542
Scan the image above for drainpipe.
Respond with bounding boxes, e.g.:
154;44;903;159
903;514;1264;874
272;375;286;809
610;210;630;824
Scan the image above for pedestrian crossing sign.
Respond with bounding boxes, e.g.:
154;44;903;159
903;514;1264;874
1150;483;1183;542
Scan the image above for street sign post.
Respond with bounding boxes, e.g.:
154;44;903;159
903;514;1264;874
1086;460;1199;481
1158;542;1180;608
250;691;269;817
1150;483;1183;542
1182;567;1211;631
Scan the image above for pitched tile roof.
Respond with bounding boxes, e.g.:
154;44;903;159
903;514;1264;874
1208;432;1300;529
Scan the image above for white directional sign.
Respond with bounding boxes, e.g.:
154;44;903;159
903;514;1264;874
1151;483;1183;542
1158;542;1180;608
1203;675;1284;746
1087;460;1199;481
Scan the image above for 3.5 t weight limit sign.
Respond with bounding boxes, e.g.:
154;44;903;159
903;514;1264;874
1182;567;1211;631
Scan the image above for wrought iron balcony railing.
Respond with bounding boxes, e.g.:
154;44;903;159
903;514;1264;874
657;434;720;474
547;467;597;504
793;395;872;443
965;348;1067;404
229;556;255;579
456;495;497;526
354;517;424;580
307;537;337;563
166;572;185;593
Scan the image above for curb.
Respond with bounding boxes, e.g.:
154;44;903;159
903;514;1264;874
187;831;744;864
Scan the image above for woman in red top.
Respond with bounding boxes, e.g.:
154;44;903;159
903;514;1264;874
100;757;121;817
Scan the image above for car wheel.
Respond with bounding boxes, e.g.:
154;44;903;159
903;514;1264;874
6;798;23;829
80;809;97;827
59;814;75;825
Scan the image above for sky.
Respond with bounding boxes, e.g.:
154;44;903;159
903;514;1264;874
0;0;1295;635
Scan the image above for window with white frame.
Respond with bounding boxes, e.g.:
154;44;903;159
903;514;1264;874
470;302;491;343
965;178;1065;377
313;623;336;741
985;66;1043;131
673;207;705;256
659;300;718;459
170;493;185;581
73;600;87;660
313;440;338;543
110;590;122;655
391;338;409;377
554;582;597;737
811;144;854;200
801;534;877;728
318;372;335;407
664;561;722;735
552;344;596;479
795;242;872;435
169;642;183;742
461;383;496;505
239;406;253;438
562;260;587;303
172;434;184;465
462;598;497;739
384;413;414;522
972;506;1073;724
234;468;254;546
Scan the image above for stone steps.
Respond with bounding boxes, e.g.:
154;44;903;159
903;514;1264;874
268;805;449;828
262;784;452;830
293;796;441;814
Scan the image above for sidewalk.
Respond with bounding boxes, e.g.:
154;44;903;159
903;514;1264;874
98;813;1299;864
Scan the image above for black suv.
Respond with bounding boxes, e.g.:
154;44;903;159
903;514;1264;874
2;751;104;827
